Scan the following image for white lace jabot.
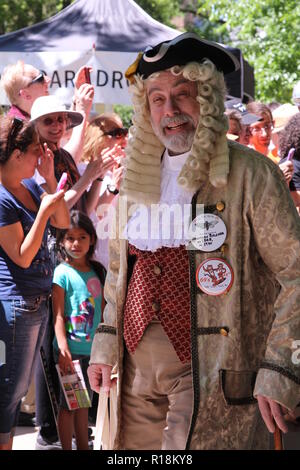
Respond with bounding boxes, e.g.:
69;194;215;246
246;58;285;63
124;149;195;252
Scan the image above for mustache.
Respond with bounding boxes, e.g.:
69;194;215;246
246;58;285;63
161;114;193;128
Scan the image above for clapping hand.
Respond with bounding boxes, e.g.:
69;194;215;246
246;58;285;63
103;142;126;167
84;154;115;183
111;165;124;191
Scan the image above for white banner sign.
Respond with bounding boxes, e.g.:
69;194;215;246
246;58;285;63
0;49;137;105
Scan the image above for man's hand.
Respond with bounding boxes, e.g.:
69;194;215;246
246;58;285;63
257;395;296;433
87;363;114;394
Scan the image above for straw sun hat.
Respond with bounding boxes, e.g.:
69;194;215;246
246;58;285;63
272;103;299;134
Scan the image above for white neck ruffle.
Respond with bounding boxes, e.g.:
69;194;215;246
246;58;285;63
124;150;195;252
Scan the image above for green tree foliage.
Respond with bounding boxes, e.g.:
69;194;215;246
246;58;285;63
113;105;134;129
5;0;297;103
135;0;180;26
0;0;180;34
0;0;74;35
195;0;300;103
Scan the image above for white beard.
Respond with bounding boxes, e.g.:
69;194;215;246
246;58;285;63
151;114;196;155
159;128;195;154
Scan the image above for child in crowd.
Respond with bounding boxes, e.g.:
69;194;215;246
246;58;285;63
52;210;106;450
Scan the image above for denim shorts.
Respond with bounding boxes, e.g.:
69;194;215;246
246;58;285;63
0;296;49;444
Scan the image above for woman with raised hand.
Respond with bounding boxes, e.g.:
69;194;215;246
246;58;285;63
0;116;69;450
80;113;127;269
31;96;115;215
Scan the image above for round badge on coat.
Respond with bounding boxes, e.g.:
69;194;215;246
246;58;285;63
196;258;234;296
188;213;227;251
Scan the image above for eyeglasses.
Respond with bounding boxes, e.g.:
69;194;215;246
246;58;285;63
41;115;66;126
104;128;128;138
250;124;273;134
29;70;46;86
6;117;24;158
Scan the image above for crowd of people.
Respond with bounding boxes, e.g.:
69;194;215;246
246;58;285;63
0;31;299;451
0;62;125;450
225;97;300;213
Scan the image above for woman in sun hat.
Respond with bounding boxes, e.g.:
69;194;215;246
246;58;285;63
31;95;115;215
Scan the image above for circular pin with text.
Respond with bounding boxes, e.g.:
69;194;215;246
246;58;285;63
188;213;227;251
196;258;234;296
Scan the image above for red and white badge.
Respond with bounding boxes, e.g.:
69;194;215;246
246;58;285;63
196;258;234;296
188;213;227;252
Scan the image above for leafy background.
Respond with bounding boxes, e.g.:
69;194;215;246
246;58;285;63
0;0;299;104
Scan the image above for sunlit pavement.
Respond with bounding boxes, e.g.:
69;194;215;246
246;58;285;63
12;426;96;450
13;427;39;450
11;425;300;450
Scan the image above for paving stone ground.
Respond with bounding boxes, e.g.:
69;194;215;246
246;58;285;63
12;426;300;450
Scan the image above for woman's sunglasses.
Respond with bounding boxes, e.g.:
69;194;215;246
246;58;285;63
6;117;24;158
29;71;46;86
104;128;128;138
41;115;66;126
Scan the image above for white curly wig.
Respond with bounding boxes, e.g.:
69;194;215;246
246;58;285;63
120;59;229;205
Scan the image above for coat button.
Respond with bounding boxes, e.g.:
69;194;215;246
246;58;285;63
220;244;227;256
153;265;162;275
220;328;228;336
152;301;160;312
216;201;225;212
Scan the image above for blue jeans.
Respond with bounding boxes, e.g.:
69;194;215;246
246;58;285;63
0;296;49;444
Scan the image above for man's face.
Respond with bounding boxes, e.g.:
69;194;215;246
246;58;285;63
146;71;200;155
249;112;273;152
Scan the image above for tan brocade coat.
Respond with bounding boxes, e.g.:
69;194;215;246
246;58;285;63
90;141;300;450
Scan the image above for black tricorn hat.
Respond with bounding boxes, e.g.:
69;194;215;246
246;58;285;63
131;32;240;80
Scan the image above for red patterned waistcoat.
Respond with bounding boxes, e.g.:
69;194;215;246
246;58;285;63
123;244;191;363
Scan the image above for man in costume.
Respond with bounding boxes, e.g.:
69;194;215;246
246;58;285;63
88;33;300;450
